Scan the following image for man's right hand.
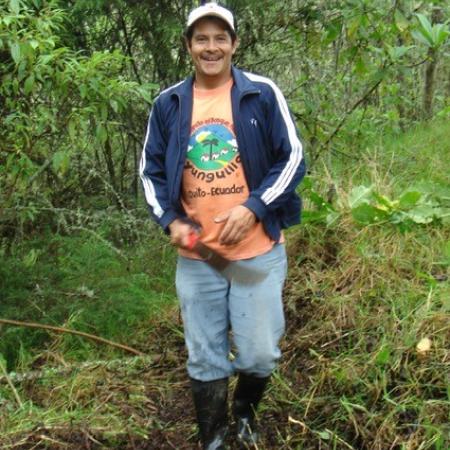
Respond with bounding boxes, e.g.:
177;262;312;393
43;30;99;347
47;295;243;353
168;219;197;248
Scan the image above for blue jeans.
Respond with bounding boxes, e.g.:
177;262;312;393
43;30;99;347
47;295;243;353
176;244;287;381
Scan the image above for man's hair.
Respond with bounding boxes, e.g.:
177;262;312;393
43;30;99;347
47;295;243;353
184;15;237;45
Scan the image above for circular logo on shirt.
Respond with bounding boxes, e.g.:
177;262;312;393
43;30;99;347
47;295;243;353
187;123;238;171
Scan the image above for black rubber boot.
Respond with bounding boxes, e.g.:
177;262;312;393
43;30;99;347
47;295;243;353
232;373;270;447
190;377;229;450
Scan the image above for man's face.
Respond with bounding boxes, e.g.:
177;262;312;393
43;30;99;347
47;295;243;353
187;18;237;84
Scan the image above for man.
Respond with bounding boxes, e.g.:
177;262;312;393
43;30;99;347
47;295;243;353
140;2;305;449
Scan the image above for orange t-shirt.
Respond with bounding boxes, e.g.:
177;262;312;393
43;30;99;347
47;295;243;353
179;78;273;260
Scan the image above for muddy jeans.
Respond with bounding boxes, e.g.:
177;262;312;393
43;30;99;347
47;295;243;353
175;243;287;381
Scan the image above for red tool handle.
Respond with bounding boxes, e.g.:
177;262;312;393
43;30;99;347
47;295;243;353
187;231;199;250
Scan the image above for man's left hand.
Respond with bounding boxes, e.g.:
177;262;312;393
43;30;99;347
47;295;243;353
215;205;256;246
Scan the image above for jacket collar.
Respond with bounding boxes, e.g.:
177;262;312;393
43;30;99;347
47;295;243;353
170;66;259;98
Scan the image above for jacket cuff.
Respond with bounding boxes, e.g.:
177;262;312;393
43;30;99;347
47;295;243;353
159;209;179;234
243;196;267;221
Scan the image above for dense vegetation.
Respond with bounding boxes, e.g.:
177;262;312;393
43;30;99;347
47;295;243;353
1;1;448;449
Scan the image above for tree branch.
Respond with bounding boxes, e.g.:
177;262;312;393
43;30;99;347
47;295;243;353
0;319;144;356
313;73;386;163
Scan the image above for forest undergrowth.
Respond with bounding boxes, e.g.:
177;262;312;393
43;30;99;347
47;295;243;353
0;121;449;449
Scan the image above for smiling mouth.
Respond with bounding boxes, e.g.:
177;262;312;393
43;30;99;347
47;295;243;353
201;55;222;62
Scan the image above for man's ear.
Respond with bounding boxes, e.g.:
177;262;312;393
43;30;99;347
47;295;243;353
185;37;192;54
232;38;239;55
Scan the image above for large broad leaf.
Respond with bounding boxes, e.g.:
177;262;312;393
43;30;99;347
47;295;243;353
405;204;438;224
415;14;434;46
348;185;373;208
399;191;422;209
411;30;432;47
351;203;387;224
432;23;450;47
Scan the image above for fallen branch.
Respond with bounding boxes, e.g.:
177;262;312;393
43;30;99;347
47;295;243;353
0;357;23;407
0;355;155;384
0;318;145;356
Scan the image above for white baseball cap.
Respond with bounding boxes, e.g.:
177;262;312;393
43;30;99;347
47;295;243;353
187;2;235;32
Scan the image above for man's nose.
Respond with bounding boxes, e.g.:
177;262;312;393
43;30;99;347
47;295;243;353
205;39;217;50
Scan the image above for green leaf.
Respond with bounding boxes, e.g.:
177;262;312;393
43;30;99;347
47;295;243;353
110;99;119;113
405;204;437;224
354;56;368;75
67;119;77;141
9;0;20;14
411;30;432;47
387;45;413;61
317;431;331;440
301;211;326;223
443;240;450;266
375;344;391;365
308;191;331;210
52;151;70;175
348;185;373;208
324;19;342;44
9;41;21;64
432;24;449;47
372;192;395;210
352;203;387;224
23;249;39;268
416;14;433;41
100;103;108;121
96;124;107;144
29;39;39;50
24;74;34;94
79;84;88;99
300;176;313;191
137;86;155;104
347;16;361;40
394;10;409;32
399;191;421;209
0;353;6;370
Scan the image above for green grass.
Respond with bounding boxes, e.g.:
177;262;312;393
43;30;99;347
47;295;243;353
0;226;177;371
314;118;450;198
0;120;449;449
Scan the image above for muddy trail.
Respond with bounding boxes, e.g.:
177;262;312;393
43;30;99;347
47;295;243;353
0;308;307;450
2;234;448;449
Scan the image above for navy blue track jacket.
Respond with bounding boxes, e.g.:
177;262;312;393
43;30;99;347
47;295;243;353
140;66;306;242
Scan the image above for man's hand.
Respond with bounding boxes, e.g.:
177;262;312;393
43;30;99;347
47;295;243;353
168;219;197;248
215;205;256;246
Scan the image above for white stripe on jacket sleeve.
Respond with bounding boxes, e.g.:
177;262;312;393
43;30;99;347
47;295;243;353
244;72;303;206
139;81;185;220
139;109;164;219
